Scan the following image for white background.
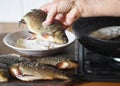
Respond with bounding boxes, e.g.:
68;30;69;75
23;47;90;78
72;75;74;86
0;0;52;22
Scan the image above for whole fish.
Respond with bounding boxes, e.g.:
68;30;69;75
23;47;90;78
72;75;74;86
33;55;78;69
19;9;68;44
10;61;69;81
89;26;120;40
0;54;30;66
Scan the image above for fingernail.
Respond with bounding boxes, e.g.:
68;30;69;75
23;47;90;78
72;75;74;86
42;22;47;27
42;21;51;27
42;22;46;26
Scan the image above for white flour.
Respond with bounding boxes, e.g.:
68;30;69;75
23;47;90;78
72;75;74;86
16;38;63;50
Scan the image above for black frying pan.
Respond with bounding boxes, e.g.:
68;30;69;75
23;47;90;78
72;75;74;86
72;17;120;57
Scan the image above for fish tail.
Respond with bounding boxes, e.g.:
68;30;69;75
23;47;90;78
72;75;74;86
59;74;82;86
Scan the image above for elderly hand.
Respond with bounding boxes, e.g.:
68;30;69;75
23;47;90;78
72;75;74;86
40;0;81;29
40;0;120;29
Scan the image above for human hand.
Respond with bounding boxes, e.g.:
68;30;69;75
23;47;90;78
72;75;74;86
40;0;81;29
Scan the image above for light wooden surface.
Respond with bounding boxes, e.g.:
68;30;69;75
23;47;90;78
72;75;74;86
0;23;120;86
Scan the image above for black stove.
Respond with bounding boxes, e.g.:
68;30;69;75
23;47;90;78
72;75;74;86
75;41;120;81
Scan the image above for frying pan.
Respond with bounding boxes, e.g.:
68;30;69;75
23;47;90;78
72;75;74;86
72;17;120;57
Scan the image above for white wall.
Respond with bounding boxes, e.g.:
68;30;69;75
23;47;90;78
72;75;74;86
0;0;52;22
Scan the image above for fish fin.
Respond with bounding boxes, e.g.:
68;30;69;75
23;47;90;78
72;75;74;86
55;75;83;86
31;9;38;12
66;74;83;86
41;33;52;38
56;61;79;69
43;76;53;80
56;62;69;69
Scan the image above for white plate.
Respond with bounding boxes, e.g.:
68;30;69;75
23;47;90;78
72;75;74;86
3;30;76;56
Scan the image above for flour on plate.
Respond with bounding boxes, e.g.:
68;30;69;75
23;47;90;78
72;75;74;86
16;38;64;50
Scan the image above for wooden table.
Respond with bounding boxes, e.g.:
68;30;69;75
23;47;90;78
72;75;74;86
0;23;120;86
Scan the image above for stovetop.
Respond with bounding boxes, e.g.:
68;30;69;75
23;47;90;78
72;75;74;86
75;41;120;81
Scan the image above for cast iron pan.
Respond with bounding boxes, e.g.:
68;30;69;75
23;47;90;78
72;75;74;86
72;17;120;57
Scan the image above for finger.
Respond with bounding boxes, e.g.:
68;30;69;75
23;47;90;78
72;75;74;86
40;7;47;13
39;3;49;12
43;7;57;26
55;14;64;22
55;14;68;29
63;7;80;27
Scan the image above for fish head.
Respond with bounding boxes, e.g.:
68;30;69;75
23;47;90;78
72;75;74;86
10;62;43;81
0;69;8;82
53;30;68;44
41;30;68;44
41;22;68;44
56;60;79;69
10;63;37;76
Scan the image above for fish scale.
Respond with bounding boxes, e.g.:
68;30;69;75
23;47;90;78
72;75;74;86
36;55;70;64
0;54;30;66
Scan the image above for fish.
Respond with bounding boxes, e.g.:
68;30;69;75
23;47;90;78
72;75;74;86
0;63;9;82
89;26;120;40
0;54;30;66
10;61;70;81
0;54;30;82
33;55;78;69
19;9;68;44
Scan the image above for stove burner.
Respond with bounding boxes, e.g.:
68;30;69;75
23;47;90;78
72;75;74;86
77;43;120;81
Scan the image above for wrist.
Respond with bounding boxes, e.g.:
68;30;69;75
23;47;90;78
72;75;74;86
58;0;76;13
75;0;120;17
75;0;100;17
